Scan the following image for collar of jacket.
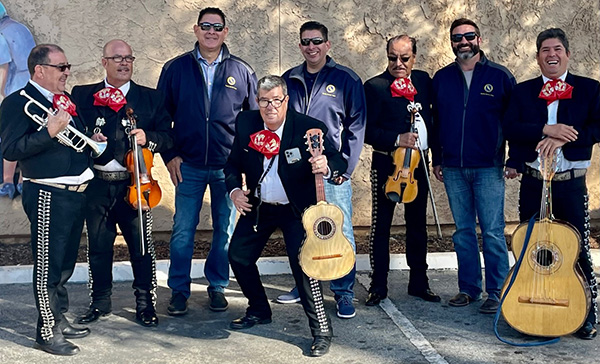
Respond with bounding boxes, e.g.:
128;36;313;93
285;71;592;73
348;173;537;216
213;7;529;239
190;42;231;64
288;55;337;80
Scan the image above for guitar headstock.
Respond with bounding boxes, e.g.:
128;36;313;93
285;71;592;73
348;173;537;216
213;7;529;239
305;128;324;158
538;150;560;182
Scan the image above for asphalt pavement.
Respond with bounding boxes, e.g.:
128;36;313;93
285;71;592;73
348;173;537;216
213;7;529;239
0;258;598;364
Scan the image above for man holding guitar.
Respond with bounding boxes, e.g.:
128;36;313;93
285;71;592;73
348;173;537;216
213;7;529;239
224;75;347;357
363;35;440;305
503;28;599;340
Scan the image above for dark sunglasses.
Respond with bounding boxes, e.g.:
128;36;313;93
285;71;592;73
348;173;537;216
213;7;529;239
387;55;412;63
450;32;478;43
40;63;72;72
199;22;224;32
103;55;136;63
300;37;325;46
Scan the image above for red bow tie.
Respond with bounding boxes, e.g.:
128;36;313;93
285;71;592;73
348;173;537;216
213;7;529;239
538;79;573;105
390;77;418;101
53;94;78;116
93;87;127;112
249;130;280;159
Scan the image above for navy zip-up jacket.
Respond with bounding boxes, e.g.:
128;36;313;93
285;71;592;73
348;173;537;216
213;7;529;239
431;51;515;168
283;56;366;179
157;43;258;168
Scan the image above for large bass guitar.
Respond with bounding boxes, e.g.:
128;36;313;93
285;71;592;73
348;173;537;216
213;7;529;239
299;128;355;281
500;153;590;337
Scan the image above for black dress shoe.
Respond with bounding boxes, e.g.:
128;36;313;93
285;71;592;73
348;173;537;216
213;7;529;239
365;292;386;306
34;337;80;356
310;336;331;357
229;314;272;330
136;311;159;327
408;289;442;303
61;323;91;339
77;307;110;324
575;322;597;340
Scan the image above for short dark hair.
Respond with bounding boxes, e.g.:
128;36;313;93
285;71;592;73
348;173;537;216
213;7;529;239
536;28;569;54
386;35;417;55
300;21;328;41
450;18;481;37
257;75;287;96
197;7;226;26
27;44;65;75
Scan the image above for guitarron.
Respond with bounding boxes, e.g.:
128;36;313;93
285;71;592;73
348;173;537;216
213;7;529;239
501;153;590;337
299;128;355;281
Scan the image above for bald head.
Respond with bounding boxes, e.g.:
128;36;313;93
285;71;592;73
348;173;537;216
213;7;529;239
101;39;134;88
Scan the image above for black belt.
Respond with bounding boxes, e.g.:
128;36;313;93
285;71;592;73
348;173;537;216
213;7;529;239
524;167;586;182
95;170;130;181
30;180;89;193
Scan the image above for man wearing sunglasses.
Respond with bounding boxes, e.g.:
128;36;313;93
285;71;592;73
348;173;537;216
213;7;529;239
280;21;366;320
363;35;440;307
157;7;258;317
71;39;173;329
0;44;94;355
503;28;599;340
431;18;515;314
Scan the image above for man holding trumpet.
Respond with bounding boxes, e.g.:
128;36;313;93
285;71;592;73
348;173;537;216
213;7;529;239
0;44;94;356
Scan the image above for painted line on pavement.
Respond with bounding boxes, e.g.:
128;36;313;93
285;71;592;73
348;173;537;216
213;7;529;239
356;273;449;364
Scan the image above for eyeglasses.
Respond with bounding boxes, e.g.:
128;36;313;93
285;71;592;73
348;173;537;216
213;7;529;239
199;22;225;32
103;55;136;63
300;37;325;46
258;97;286;108
387;55;412;63
450;32;478;43
40;63;72;72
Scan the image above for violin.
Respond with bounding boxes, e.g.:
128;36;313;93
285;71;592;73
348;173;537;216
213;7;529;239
384;104;420;203
124;108;162;211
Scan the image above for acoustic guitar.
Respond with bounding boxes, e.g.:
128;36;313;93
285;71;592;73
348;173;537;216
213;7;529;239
299;128;356;281
501;153;590;337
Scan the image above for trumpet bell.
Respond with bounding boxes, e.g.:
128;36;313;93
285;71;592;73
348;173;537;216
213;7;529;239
90;140;108;158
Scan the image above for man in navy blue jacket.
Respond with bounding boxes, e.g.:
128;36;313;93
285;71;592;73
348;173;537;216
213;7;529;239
157;7;258;316
503;28;599;340
431;18;514;314
279;21;366;319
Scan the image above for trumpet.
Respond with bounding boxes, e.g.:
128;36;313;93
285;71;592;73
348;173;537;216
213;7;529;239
20;90;107;158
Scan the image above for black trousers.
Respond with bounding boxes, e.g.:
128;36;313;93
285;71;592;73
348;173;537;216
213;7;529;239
84;177;156;313
21;181;86;343
228;203;332;338
368;153;430;296
519;173;598;325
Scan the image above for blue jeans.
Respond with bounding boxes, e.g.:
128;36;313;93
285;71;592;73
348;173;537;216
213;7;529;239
324;179;356;300
442;167;509;301
168;163;236;298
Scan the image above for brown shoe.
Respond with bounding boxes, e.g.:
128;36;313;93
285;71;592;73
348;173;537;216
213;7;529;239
448;293;476;307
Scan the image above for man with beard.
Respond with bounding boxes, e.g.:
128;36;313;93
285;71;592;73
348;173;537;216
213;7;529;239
363;35;440;306
431;18;515;314
71;39;173;328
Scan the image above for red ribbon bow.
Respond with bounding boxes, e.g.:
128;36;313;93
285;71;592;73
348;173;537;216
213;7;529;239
93;87;127;112
390;77;418;101
538;79;573;105
52;94;78;116
249;130;280;159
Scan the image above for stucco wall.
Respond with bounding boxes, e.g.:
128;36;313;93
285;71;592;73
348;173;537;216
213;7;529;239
1;0;599;236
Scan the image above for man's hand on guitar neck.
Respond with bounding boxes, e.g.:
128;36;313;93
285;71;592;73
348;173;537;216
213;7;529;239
308;155;330;177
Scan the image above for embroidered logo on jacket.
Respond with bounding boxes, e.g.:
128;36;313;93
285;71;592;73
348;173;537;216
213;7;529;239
226;76;238;90
323;84;336;97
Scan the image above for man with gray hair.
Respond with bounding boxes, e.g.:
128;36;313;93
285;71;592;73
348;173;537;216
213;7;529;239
225;75;347;356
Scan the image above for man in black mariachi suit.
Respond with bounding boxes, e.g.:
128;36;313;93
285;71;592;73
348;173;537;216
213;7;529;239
225;75;347;357
503;28;599;340
71;39;173;327
363;35;440;306
0;44;93;356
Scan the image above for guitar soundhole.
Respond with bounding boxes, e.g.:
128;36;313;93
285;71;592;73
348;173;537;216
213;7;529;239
314;217;336;240
530;244;563;274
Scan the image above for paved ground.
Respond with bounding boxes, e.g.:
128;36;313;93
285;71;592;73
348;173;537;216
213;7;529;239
0;267;598;364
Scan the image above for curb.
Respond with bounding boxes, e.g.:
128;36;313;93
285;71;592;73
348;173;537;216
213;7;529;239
1;251;598;285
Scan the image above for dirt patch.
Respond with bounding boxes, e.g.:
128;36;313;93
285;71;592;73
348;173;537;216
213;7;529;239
1;227;598;266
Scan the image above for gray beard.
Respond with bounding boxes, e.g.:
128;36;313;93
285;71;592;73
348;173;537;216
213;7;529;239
453;44;480;60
